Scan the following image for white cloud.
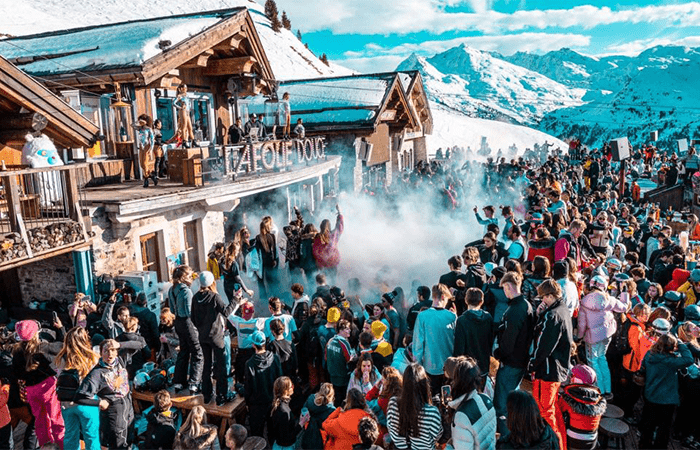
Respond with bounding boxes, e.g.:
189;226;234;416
601;35;700;56
338;32;592;72
275;1;700;35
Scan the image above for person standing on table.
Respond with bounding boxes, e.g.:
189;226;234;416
168;265;203;394
192;271;237;406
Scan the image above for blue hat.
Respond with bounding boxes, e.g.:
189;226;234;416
531;213;543;223
690;269;700;283
664;291;683;303
199;271;215;288
606;258;622;269
251;330;266;347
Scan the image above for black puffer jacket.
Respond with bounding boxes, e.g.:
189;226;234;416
191;289;235;347
528;299;573;382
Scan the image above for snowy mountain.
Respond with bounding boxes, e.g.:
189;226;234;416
506;46;700;149
0;0;353;80
397;44;586;126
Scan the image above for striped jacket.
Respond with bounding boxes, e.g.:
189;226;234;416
387;397;443;450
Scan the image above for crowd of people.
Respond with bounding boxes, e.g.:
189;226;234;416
1;142;700;450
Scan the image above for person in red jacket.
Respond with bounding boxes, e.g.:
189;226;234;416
555;364;606;450
321;388;372;450
618;303;653;422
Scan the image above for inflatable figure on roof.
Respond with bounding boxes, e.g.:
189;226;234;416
22;133;65;206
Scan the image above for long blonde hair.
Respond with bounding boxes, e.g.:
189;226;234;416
55;327;99;378
314;382;335;406
178;405;208;440
259;217;274;253
14;333;42;372
318;219;331;245
223;240;240;270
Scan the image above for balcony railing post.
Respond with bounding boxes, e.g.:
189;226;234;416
64;167;89;242
1;174;33;258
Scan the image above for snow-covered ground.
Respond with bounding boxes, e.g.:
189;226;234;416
0;0;353;80
427;106;568;158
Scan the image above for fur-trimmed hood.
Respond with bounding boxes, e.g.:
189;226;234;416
561;384;606;417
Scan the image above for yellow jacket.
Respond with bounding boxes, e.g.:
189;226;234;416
677;281;697;307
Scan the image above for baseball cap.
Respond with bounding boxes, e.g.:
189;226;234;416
250;330;266;347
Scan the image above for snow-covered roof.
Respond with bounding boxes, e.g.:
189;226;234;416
247;73;400;130
0;9;244;76
0;55;100;148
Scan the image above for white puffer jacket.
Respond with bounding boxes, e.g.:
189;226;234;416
447;390;496;450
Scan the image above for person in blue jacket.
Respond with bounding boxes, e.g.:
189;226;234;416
638;332;693;449
413;283;457;394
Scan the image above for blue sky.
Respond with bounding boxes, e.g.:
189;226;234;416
273;0;700;72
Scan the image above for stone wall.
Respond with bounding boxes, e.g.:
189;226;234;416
17;252;76;306
90;202;225;281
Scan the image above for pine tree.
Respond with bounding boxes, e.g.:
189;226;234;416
271;14;281;32
320;53;329;66
281;11;292;30
264;0;278;21
296;29;302;41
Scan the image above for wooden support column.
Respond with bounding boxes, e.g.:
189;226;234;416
64;168;89;241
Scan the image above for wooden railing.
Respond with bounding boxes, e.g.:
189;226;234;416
0;165;90;268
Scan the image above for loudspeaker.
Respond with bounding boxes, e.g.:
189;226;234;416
610;137;630;161
358;140;373;162
650;131;659;141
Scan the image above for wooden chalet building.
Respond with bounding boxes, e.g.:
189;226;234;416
0;8;342;309
244;71;432;192
0;54;100;314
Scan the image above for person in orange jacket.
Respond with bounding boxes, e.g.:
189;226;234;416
555;364;606;450
618;303;654;422
321;388;372;450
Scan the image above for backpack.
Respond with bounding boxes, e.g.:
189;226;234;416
610;319;634;356
307;325;324;366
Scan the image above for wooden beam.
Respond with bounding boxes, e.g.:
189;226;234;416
141;13;249;85
0;113;34;131
213;33;246;51
203;57;256;76
179;49;215;69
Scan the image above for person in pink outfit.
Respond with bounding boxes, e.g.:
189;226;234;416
12;320;65;448
313;204;344;283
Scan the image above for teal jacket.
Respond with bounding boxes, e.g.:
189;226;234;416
642;342;693;405
414;307;456;376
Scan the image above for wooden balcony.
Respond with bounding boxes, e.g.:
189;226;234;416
0;165;92;270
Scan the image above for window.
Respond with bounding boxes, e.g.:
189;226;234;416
183;220;200;271
140;233;161;274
